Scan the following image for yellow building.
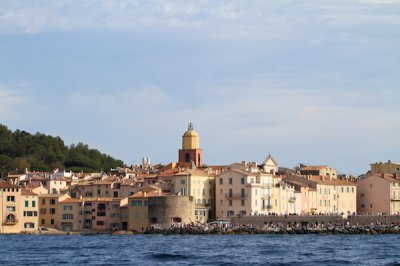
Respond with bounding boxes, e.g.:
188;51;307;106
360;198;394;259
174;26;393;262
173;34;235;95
174;169;215;222
0;183;22;233
0;183;39;234
300;165;337;179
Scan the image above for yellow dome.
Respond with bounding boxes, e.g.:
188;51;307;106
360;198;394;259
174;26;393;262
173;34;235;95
183;129;199;137
182;123;200;149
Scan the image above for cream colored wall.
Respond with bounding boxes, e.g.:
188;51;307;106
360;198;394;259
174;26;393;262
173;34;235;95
335;185;356;214
48;180;67;194
371;162;400;174
390;183;400;214
174;172;214;222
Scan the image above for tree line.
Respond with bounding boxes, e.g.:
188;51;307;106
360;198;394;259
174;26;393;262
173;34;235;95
0;124;125;177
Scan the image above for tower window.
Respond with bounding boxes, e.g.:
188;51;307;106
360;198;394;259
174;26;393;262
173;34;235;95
185;153;190;162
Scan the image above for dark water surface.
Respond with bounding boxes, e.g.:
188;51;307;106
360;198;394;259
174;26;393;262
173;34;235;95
1;234;400;265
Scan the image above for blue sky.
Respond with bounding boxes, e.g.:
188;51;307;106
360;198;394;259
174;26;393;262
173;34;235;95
0;0;399;175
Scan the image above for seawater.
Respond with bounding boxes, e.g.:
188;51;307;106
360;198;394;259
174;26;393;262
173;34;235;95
0;234;400;265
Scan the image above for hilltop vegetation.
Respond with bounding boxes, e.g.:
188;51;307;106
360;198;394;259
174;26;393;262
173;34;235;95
0;124;125;177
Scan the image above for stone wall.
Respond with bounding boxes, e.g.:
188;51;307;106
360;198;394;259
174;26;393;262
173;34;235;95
231;215;400;227
148;195;195;225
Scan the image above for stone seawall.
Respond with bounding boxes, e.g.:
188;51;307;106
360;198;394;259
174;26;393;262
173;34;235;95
231;215;400;227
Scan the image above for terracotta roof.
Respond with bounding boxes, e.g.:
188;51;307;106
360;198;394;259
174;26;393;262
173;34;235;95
60;198;82;203
39;194;65;198
0;182;20;188
21;189;37;196
301;166;330;171
308;175;356;186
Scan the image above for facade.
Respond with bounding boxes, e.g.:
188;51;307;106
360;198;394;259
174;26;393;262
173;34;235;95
285;175;357;214
174;169;215;222
0;183;23;233
20;189;39;232
178;123;203;167
39;194;69;228
357;174;400;215
0;183;39;233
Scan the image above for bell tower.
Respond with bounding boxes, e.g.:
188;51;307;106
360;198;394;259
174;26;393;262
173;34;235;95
179;123;203;167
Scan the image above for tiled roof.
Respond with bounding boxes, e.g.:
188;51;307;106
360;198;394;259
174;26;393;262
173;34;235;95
21;189;38;196
0;182;20;188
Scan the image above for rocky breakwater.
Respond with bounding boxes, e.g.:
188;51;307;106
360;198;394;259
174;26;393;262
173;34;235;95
144;224;400;235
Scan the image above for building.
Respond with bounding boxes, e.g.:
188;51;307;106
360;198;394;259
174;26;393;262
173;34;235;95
370;160;400;175
178;123;202;167
0;183;22;233
357;174;400;215
0;182;39;233
299;165;337;179
39;194;69;228
285;175;356;214
174;169;215;222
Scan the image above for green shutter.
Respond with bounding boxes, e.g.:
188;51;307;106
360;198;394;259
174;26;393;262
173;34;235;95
32;201;36;208
25;201;29;207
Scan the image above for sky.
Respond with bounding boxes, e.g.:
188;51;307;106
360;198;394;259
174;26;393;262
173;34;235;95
0;0;399;175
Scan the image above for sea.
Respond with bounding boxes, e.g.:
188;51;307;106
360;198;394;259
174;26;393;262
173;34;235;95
0;234;399;265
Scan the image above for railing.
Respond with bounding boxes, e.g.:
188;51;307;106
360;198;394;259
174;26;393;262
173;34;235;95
288;197;296;202
390;197;400;201
225;194;248;200
195;203;210;208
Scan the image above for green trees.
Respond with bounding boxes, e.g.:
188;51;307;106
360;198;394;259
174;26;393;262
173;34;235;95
0;124;125;175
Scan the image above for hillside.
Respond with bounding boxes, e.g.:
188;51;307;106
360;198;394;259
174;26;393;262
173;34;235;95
0;124;125;177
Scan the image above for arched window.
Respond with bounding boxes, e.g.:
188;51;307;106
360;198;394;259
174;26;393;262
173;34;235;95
6;214;15;222
185;153;190;162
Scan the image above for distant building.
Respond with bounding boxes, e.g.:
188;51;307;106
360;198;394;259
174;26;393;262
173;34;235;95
299;165;337;179
370;160;400;175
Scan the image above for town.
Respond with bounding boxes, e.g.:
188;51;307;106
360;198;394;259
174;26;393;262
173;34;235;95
0;123;399;234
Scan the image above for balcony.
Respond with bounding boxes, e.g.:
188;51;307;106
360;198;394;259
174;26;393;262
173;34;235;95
288;197;296;203
3;219;18;225
195;203;210;208
225;194;248;200
390;197;400;201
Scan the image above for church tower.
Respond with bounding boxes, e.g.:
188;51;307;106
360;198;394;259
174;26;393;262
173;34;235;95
178;123;203;167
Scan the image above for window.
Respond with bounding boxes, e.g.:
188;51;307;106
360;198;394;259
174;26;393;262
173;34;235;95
112;204;119;209
241;177;245;185
6;206;16;212
241;200;245;206
251;178;254;184
361;204;365;208
97;212;106;216
229;189;232;198
352;187;354;193
40;208;46;214
25;201;29;207
229;200;232;206
32;201;36;208
255;189;258;196
255;200;258;206
219;178;223;185
7;196;15;202
64;205;73;211
98;203;106;211
50;199;56;205
63;214;74;220
341;187;344;193
42;199;46;205
132;200;142;206
347;187;349;193
23;211;37;217
113;191;118;198
227;211;235;217
41;219;45;225
229;178;232;185
241;188;245;198
50;208;56;214
51;219;54;225
24;222;35;229
84;202;92;207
